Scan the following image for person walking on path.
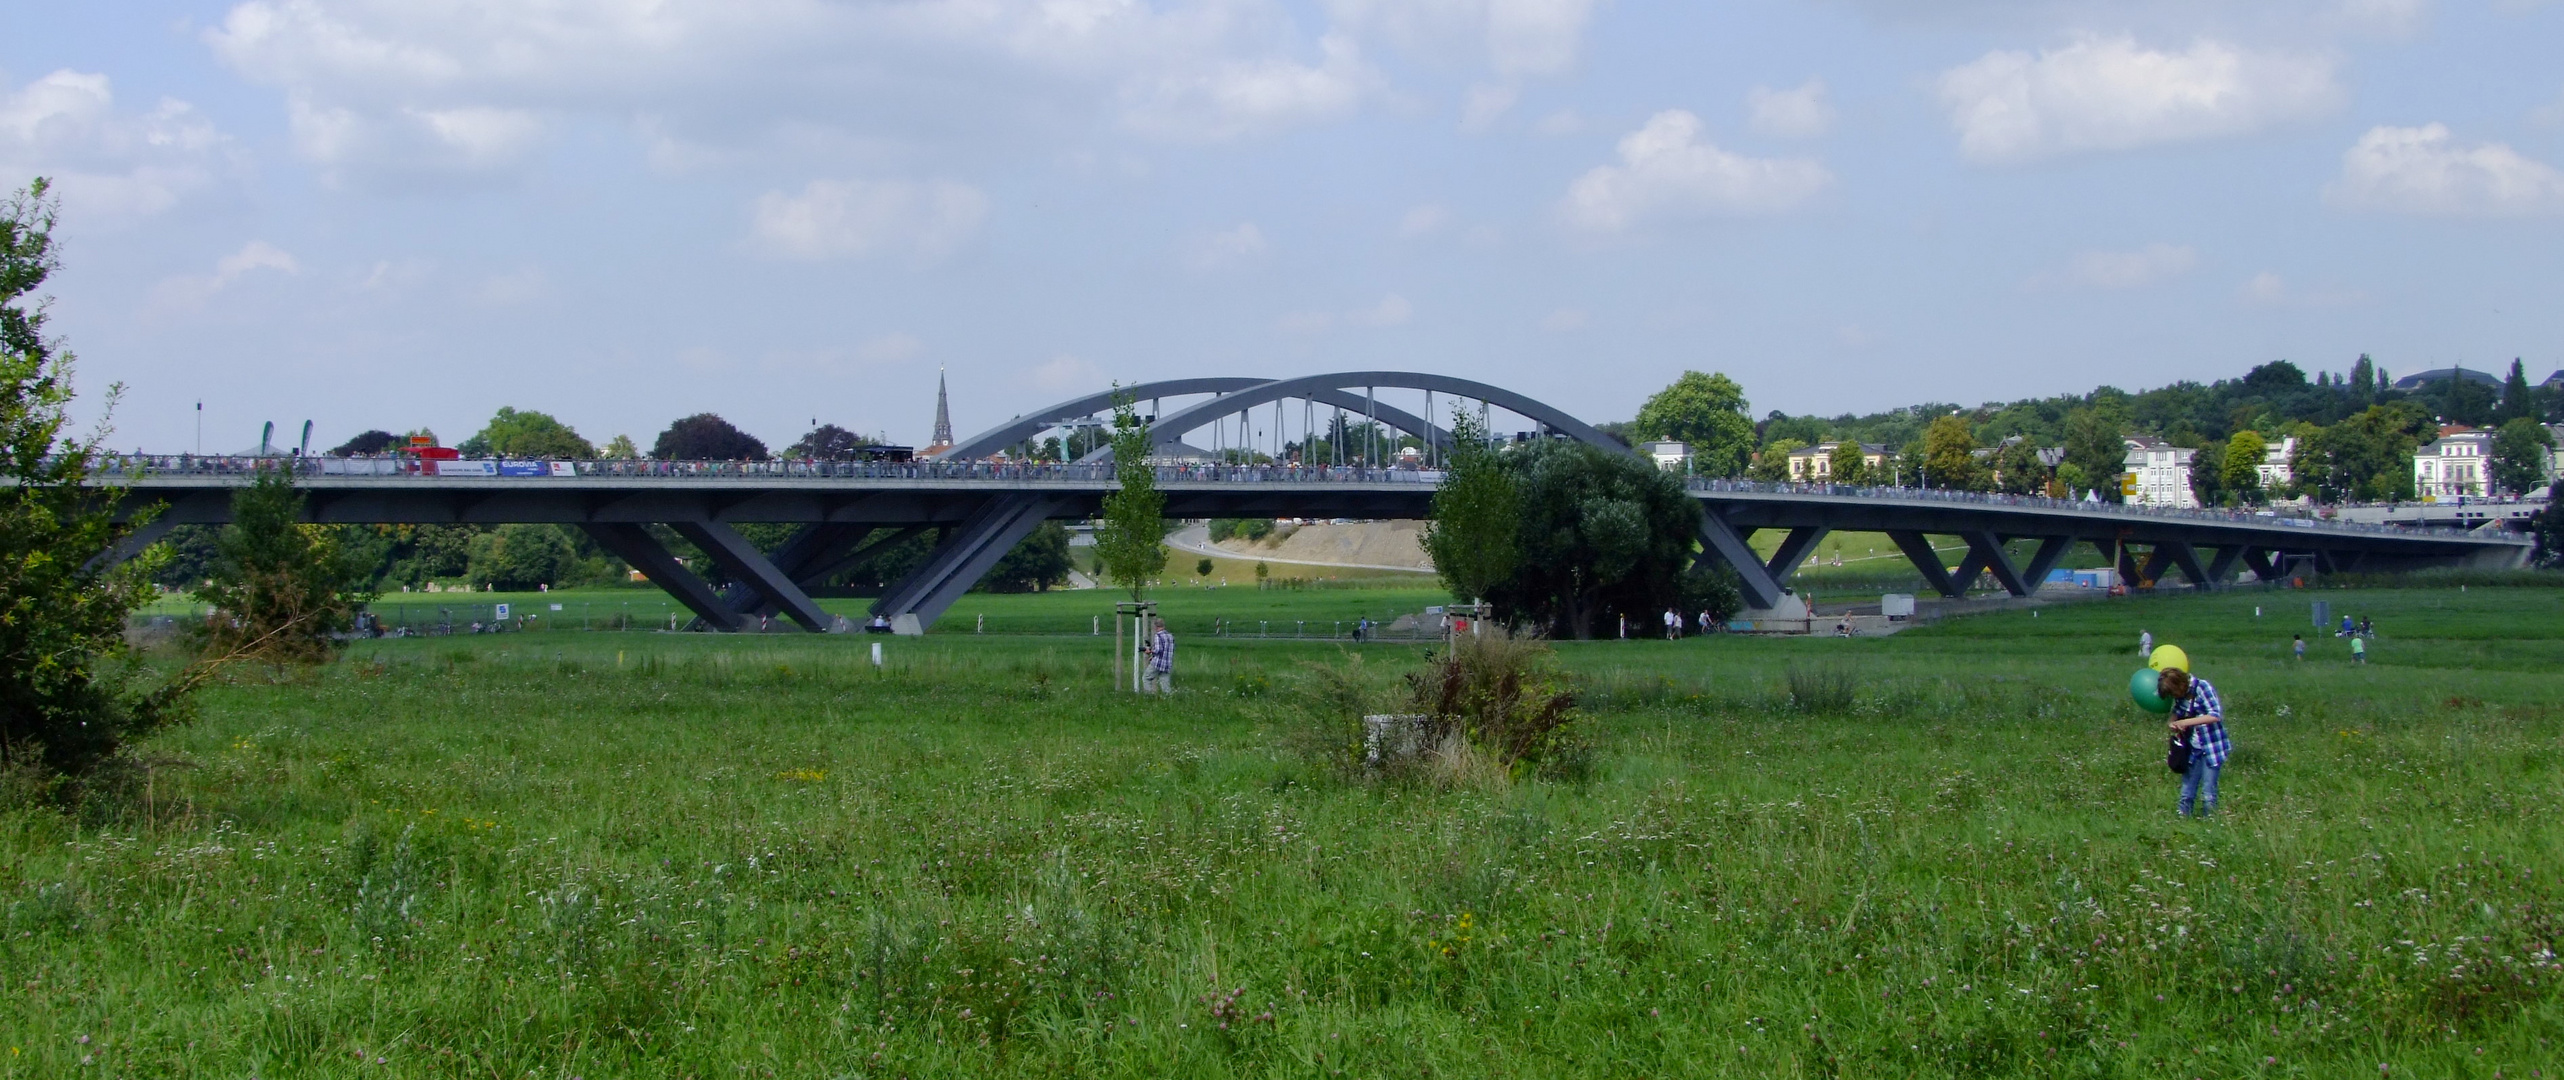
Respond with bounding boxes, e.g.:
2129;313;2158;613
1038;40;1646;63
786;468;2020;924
1663;607;1681;641
2293;634;2306;661
2351;636;2366;664
2162;667;2229;817
1143;617;1175;693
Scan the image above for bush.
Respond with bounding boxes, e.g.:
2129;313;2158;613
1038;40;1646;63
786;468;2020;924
1404;629;1583;775
191;466;376;664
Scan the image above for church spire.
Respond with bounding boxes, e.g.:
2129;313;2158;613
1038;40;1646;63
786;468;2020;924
929;365;953;450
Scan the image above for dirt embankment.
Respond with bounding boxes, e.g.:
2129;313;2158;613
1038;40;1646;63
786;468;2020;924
1214;521;1432;569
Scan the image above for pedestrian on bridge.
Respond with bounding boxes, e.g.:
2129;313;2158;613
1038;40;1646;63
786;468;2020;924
1143;617;1175;694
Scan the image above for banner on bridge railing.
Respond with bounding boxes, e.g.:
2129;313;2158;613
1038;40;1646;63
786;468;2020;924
420;460;578;477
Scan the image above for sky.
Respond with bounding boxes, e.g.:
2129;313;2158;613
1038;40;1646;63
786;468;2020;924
6;0;2563;455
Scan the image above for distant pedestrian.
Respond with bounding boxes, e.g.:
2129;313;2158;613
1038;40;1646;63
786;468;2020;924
1663;608;1681;641
1697;608;1713;635
2161;667;2229;817
1143;617;1175;693
2351;636;2366;665
2359;615;2373;637
2293;634;2305;661
2140;629;2153;657
2339;614;2353;638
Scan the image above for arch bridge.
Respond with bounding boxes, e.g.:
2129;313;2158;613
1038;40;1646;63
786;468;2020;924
100;371;2530;632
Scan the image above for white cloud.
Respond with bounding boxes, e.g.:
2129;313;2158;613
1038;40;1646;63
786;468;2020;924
469;266;548;306
1184;222;1268;268
2237;270;2365;307
1460;83;1519;132
1323;0;1604;78
206;0;1390;176
1029;353;1105;392
1540;307;1588;331
855;333;925;364
1278;293;1412;333
0;69;233;220
2325;124;2564;216
1397;204;1450;237
1748;80;1836;140
2045;242;2198;289
150;240;299;311
1120;33;1377;142
1562;110;1834;232
749;179;990;260
1934;36;2342;164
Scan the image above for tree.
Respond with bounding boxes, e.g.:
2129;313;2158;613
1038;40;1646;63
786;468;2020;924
2188;440;2227;506
2536;503;2564;569
982;521;1074;593
1195;557;1214;577
1632;371;1754;477
2221;430;2267;504
1827;440;1870;485
652;414;768;461
2062;408;2127;501
2499;359;2535;424
329;430;402;456
192;466;375;665
1483;440;1698;640
2491;417;2555;496
1992;439;2047;495
1423;408;1520;605
2303;405;2427;502
1920;415;1983;490
1749;438;1805;483
0;178;188;781
786;423;879;460
464;524;577;590
1092;392;1167;599
458;407;595;459
600;434;640;459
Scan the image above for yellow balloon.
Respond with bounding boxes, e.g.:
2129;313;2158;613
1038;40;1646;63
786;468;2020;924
2150;644;2189;672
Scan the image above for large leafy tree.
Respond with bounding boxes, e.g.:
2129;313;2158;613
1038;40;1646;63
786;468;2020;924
1827;440;1870;485
1632;371;1753;478
0;179;186;780
329;429;403;456
1992;438;2048;495
1919;415;1983;490
465;524;578;590
2491;418;2555;496
2220;430;2267;504
2061;407;2127;501
1092;393;1167;599
652;413;768;460
458;407;596;459
1422;407;1519;605
786;424;879;460
192;467;377;664
1484;440;1698;640
2304;405;2428;502
984;521;1074;593
1748;438;1805;483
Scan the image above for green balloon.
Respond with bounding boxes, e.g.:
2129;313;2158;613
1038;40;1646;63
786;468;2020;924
2130;668;2170;714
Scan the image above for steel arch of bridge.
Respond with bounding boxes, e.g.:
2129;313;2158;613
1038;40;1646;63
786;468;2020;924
938;371;1623;464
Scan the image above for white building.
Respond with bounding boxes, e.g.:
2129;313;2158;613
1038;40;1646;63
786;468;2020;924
2548;424;2564;486
2122;438;2199;508
1784;441;1889;482
2413;427;2493;500
1637;441;1688;471
2256;436;2296;492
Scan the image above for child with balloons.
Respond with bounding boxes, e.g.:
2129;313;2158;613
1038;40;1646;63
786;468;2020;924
2131;644;2229;817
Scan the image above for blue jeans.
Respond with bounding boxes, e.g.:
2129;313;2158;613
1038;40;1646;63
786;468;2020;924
2180;757;2221;816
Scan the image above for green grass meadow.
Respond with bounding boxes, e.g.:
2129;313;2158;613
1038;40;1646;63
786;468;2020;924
13;585;2564;1077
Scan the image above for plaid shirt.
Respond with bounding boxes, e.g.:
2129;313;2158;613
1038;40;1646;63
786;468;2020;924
1148;629;1174;673
2172;676;2229;767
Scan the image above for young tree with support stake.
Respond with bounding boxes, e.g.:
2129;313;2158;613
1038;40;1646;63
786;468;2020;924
1093;393;1168;689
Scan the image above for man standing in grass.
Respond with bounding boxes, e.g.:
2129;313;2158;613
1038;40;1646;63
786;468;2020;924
2351;636;2366;665
2162;667;2228;817
1143;617;1175;693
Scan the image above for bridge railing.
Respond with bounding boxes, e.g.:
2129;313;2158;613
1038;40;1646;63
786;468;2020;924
1680;477;2486;539
83;454;2497;539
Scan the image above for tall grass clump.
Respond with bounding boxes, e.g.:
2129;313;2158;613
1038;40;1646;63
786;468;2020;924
1404;630;1584;779
1783;661;1858;714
